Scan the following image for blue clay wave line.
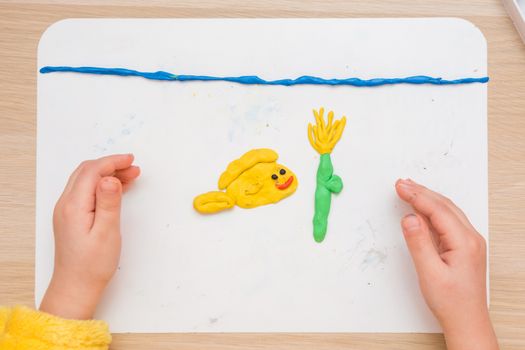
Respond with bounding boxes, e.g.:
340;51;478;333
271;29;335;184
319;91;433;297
39;66;489;87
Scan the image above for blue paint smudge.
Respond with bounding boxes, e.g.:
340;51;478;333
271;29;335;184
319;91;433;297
40;66;489;87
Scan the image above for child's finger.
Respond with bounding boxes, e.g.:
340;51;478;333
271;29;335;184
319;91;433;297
395;179;468;250
116;166;141;193
428;190;477;232
401;213;444;275
64;155;136;195
114;166;141;184
92;177;122;234
69;154;134;211
399;179;475;231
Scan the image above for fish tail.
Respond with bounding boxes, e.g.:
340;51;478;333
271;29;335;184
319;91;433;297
193;191;235;214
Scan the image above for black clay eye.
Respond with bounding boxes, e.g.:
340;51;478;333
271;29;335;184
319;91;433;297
280;169;286;175
271;174;278;180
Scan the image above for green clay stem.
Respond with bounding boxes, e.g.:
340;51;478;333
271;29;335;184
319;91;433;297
313;153;343;243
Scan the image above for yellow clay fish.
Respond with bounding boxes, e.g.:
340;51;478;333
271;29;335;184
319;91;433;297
194;149;298;214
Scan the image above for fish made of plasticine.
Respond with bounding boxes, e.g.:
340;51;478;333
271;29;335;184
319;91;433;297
194;149;298;214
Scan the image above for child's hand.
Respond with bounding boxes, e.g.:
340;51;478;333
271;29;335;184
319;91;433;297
396;179;498;350
40;154;140;320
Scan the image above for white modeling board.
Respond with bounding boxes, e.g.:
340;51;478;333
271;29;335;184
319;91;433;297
36;19;488;333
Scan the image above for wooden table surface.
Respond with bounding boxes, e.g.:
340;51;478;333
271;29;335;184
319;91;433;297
1;1;524;349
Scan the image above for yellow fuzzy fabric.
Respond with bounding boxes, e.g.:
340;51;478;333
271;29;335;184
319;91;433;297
0;306;111;350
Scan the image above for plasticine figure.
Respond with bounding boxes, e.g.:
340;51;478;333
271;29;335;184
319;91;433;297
194;149;298;214
307;107;347;242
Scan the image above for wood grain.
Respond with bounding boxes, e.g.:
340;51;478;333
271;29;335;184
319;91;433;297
1;1;524;349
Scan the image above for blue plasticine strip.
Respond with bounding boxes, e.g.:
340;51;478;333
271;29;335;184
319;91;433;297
39;66;489;87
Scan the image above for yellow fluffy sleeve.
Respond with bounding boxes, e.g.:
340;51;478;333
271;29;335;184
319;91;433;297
0;306;111;350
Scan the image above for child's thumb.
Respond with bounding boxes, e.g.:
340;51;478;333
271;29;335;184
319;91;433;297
401;213;443;276
93;176;122;234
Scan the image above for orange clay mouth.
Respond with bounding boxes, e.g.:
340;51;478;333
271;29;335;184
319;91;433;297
276;176;294;190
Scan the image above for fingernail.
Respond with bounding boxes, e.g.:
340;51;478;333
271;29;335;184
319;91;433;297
398;178;413;189
402;214;420;231
101;178;119;193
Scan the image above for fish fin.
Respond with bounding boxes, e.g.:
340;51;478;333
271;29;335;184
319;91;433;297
218;149;278;189
244;181;264;195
